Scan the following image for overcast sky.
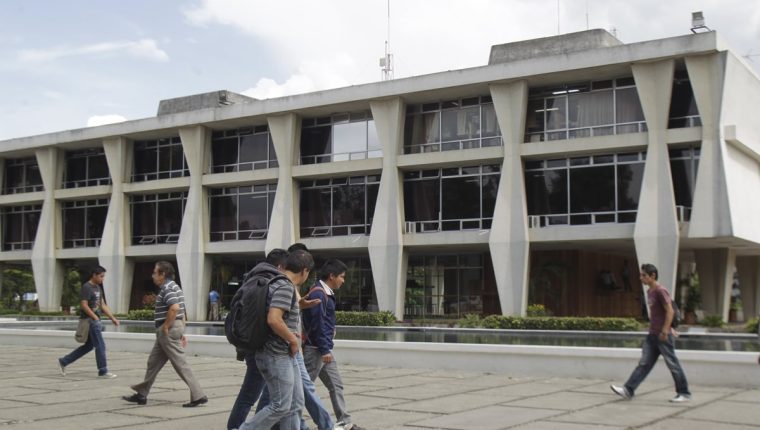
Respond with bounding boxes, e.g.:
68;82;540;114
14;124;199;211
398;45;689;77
1;0;758;141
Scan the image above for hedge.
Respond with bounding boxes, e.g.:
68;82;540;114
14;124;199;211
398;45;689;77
458;314;641;331
126;309;155;321
336;311;396;326
747;317;759;334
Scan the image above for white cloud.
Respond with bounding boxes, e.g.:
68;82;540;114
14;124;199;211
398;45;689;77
18;38;169;63
87;114;127;127
241;54;355;99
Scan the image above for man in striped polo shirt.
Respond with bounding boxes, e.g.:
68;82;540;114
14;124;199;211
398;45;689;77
123;261;207;407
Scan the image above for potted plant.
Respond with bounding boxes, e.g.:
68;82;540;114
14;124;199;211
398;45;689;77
729;298;743;323
683;272;701;324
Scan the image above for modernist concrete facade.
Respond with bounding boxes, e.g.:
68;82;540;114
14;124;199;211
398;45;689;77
1;30;759;322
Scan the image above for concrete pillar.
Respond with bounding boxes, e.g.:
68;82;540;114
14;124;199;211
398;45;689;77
368;98;406;320
99;137;134;314
632;60;680;295
695;248;735;321
736;256;760;319
489;81;530;316
266;114;299;253
31;147;64;311
685;54;732;238
177;126;212;321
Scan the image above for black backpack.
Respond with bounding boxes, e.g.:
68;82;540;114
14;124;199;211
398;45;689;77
225;263;287;352
671;300;682;329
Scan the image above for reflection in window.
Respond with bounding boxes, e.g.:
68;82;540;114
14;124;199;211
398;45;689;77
524;152;645;226
2;205;41;250
669;146;700;221
404;96;502;154
311;255;378;311
525;78;646;142
403;165;500;232
3;158;43;194
64;148;111;188
405;253;499;318
132;137;189;182
210;125;277;173
299;175;380;237
300;112;381;164
209;184;276;241
669;71;701;128
63;199;109;248
130;192;187;244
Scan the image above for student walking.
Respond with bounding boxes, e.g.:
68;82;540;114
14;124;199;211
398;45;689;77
611;263;691;402
58;266;119;378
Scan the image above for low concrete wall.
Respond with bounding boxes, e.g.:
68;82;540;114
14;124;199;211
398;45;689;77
2;328;758;388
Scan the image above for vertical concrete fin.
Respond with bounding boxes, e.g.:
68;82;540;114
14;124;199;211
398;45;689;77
735;256;759;319
32;147;64;311
266;114;298;253
177;126;212;320
99;137;133;313
488;81;530;316
685;53;732;238
632;60;680;293
695;248;735;321
369;98;405;319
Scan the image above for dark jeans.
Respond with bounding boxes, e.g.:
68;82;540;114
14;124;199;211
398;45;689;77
227;352;266;430
624;333;690;396
60;319;108;375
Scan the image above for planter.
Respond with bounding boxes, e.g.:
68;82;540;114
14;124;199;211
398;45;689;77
728;309;737;323
684;311;697;325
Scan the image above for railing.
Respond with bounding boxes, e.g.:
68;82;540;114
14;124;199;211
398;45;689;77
63;178;112;188
525;121;647;143
209;229;268;242
300;149;382;165
3;185;44;194
131;169;188;182
63;238;102;248
300;224;370;237
404;218;492;233
527;211;638;227
133;234;180;245
676;205;691;222
210;160;274;173
668;115;701;129
404;137;503;154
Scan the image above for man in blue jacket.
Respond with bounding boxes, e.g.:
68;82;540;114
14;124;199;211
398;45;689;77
302;259;364;430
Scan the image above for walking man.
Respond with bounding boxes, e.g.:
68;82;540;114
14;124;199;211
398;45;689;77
58;266;119;378
611;263;691;402
302;259;364;430
123;261;207;407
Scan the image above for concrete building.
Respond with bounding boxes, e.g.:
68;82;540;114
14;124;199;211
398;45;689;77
1;30;758;322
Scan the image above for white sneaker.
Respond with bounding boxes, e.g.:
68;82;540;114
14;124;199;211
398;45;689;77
58;360;66;376
669;394;691;403
610;384;632;399
98;372;118;379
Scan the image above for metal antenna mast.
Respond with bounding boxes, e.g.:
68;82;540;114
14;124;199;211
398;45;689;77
380;0;394;81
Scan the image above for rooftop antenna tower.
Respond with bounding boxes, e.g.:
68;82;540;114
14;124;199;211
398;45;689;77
380;0;394;81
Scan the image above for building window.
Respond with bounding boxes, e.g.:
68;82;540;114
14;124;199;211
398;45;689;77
209;184;276;241
312;255;377;311
524;152;646;226
669;71;701;128
63;148;111;188
669;146;700;221
62;199;109;248
525;78;647;142
2;205;41;250
3;158;43;194
406;254;498;318
300;112;381;164
130;192;187;245
299;175;380;237
404;96;502;154
210;125;278;173
132;137;189;182
403;165;500;232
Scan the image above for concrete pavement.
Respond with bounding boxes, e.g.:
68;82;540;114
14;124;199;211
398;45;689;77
0;345;759;429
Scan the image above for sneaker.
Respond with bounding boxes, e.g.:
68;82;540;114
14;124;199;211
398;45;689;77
122;393;147;405
669;394;691;403
98;372;117;379
610;384;632;400
57;359;66;376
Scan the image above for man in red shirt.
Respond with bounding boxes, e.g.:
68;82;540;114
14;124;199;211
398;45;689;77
611;263;691;402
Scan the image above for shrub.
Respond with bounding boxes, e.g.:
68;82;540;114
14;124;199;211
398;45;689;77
745;317;759;334
527;304;548;317
458;313;483;328
336;311;395;326
701;314;724;328
126;309;155;321
457;315;642;331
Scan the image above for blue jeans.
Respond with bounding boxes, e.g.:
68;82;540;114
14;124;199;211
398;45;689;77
624;333;690;396
240;350;303;430
227;352;266;430
258;351;334;430
60;319;108;375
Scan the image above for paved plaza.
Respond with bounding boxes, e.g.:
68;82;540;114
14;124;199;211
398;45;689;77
0;344;758;429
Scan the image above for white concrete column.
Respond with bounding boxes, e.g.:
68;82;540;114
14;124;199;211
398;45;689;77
99;137;134;314
266;114;299;253
632;60;680;294
489;80;530;316
369;98;406;320
685;54;732;238
177;126;212;321
735;256;759;319
695;248;735;321
31;147;64;311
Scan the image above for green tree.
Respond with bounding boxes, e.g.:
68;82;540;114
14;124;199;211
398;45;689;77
61;267;82;311
2;266;35;306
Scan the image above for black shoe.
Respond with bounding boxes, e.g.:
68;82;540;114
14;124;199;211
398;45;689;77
182;396;208;407
122;393;147;405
